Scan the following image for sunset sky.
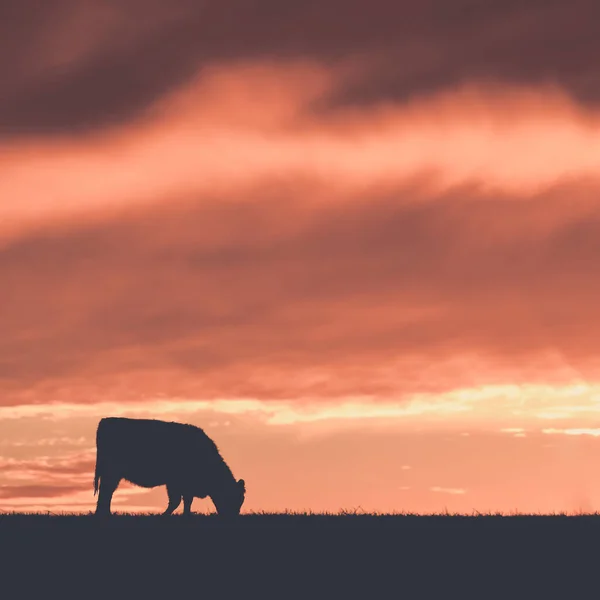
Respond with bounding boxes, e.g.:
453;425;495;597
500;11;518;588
2;0;600;514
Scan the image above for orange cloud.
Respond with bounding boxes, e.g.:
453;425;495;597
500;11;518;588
542;428;600;437
2;170;600;412
3;62;600;243
430;487;466;496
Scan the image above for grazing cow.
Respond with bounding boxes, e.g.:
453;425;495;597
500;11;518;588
93;417;246;516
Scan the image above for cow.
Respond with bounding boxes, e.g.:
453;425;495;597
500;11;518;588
93;417;246;517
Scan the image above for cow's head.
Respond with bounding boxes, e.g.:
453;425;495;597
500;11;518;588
212;478;246;517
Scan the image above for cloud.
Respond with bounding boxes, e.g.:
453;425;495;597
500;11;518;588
542;428;600;437
3;383;600;437
0;484;89;499
430;486;466;495
0;449;152;508
0;453;95;478
0;394;492;423
2;0;600;134
4;65;600;242
2;165;600;408
500;428;528;438
0;0;200;134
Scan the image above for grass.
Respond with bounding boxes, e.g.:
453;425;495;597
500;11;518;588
3;507;600;519
0;511;598;596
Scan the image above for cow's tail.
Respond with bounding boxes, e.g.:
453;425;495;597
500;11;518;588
94;460;100;496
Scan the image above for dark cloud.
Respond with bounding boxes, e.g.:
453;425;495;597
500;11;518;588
1;0;599;135
1;181;600;404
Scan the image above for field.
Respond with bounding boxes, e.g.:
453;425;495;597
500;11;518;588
0;511;597;597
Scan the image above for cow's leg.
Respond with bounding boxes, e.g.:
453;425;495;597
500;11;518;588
183;494;194;516
163;485;182;515
95;476;121;516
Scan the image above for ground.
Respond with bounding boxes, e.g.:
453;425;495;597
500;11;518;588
0;512;596;597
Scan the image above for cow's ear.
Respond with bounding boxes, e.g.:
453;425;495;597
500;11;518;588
238;479;246;492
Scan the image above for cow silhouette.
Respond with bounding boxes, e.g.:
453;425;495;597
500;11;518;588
93;417;246;516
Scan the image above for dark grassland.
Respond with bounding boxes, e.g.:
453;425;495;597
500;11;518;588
0;512;597;597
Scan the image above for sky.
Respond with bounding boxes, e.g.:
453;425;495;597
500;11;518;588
2;0;600;514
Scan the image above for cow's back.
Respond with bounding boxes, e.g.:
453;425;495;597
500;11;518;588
97;417;212;488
